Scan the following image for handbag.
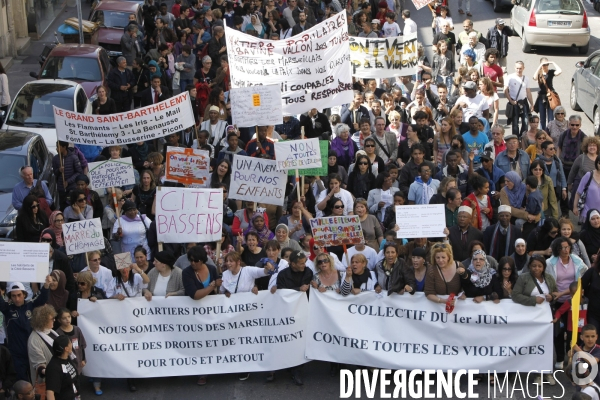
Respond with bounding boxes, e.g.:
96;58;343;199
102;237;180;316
505;77;524;119
172;70;181;90
577;173;594;213
540;73;561;110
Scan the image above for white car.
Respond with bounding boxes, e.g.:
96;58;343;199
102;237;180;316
1;79;92;154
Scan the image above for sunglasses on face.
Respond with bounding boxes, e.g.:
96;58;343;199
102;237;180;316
571;124;580;127
364;144;375;148
31;204;39;209
358;162;368;165
334;204;344;209
317;258;329;265
555;113;565;115
90;258;100;262
502;268;512;271
41;238;53;243
77;198;86;203
77;281;87;286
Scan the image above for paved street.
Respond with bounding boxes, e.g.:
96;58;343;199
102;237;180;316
4;0;599;398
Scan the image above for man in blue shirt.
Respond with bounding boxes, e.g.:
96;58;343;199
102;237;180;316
11;166;52;211
462;116;489;170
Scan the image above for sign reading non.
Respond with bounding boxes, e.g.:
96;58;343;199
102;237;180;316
62;218;104;255
287;140;329;177
230;85;284;127
274;138;322;171
229;155;287;206
88;157;136;189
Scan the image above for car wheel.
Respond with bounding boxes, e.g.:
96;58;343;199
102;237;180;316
521;33;532;53
579;43;589;55
594;108;600;136
571;82;582;111
493;0;502;11
595;1;600;11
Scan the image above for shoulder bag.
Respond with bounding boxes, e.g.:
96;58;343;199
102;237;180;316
577;173;594;213
505;77;524;119
540;73;561;110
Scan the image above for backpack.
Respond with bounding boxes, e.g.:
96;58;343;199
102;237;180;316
195;82;211;119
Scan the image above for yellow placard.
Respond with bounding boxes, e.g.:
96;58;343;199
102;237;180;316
252;94;261;107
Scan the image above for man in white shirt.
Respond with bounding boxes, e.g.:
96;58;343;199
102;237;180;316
282;0;297;27
460;32;486;65
504;61;534;138
451;81;489;121
342;243;378;270
401;10;418;35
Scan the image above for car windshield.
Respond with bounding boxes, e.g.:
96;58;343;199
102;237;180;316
535;0;582;14
40;56;101;81
91;10;130;28
6;84;74;128
0;155;26;191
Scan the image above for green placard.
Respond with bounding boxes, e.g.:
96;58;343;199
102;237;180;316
287;140;329;177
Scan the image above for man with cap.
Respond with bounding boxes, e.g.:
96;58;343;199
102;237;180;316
452;83;489;123
486;19;511;69
461;115;489;170
494;134;531;180
435;150;469;197
0;278;51;381
483;205;522;259
471;148;505;193
459;32;486;66
444;188;462;228
445;206;484;262
200;105;228;151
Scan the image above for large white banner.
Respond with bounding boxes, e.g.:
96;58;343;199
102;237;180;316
54;92;195;145
155;187;223;243
78;291;308;377
229;155;286;206
348;34;419;79
225;14;353;115
306;291;553;372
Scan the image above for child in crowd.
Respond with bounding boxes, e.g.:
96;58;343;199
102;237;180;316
515;176;543;229
382;12;401;38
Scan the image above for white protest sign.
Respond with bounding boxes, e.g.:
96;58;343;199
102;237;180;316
396;204;446;239
411;0;432;9
165;147;210;186
306;291;553;372
62;218;104;255
88;157;136;189
230;85;283;127
310;216;364;247
53;92;195;146
348;34;418;78
0;242;49;283
274;138;322;171
78;290;308;377
229;155;286;206
155;187;223;243
225;14;354;115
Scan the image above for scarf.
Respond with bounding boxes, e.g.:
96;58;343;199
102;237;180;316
488;222;512;260
47;270;69;311
309;237;328;261
330;137;355;164
136;141;149;161
243;214;274;244
121;213;147;223
468;249;494;288
48;211;64;247
251;14;263;33
414;176;435;204
512;251;528;271
148;60;162;78
581;209;600;256
352;267;371;289
275;224;290;247
505;171;526;207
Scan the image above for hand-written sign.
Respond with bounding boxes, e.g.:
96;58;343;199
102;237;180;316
411;0;432;9
274;138;322;171
62;218;104;255
155;188;223;243
310;216;365;247
0;242;49;283
165;147;210;186
230;85;284;127
225;14;354;115
88;157;136;189
348;34;419;79
229;155;287;206
287;140;329;177
396;204;446;239
54;92;195;146
114;252;132;270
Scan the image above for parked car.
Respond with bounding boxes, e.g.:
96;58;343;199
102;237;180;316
89;1;144;59
0;131;58;238
29;44;112;100
510;0;589;54
489;0;513;13
570;50;600;135
1;79;93;154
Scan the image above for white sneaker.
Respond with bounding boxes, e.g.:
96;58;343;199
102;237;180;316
555;361;564;370
546;374;556;386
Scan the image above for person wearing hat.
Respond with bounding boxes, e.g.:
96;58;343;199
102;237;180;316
143;251;184;300
486;19;511;69
200;104;228;149
483;205;522;259
471;147;505;192
112;200;153;261
0;277;51;381
445;205;484;262
44;335;79;400
494;134;531;180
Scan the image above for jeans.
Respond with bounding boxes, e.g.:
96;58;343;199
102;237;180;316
458;0;470;11
436;75;453;89
511;101;530;139
537;96;554;130
179;78;193;94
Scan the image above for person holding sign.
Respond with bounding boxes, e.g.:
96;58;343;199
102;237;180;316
15;195;48;243
354;199;382;251
374;244;416;296
143;251;184;300
80;251;113;293
112;201;152;261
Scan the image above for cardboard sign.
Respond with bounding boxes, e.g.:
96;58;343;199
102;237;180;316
62;218;104;255
230;85;284;127
114;252;132;270
88;157;136;189
0;242;49;283
165;147;210;186
310;216;365;247
348;34;419;78
155;188;223;243
229;155;287;206
274;138;322;171
54;92;195;146
287;140;329;177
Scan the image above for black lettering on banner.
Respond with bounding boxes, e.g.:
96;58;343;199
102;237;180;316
349;37;419;75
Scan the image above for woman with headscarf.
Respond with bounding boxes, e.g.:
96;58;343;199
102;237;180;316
244;13;265;37
15;194;48;243
48;211;65;251
500;171;541;226
113;200;152;261
232;201;269;236
274;224;302;255
47;270;69;313
74;174;103;220
243;214;274;247
457;249;502;302
323;150;348;188
510;238;530;274
581;209;600;265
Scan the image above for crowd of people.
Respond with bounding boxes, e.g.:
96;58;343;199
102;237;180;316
0;0;599;398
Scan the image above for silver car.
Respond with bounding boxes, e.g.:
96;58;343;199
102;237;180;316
570;50;600;135
510;0;590;54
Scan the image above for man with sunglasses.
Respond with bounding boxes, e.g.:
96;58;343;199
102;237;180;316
12;166;53;212
539;140;568;218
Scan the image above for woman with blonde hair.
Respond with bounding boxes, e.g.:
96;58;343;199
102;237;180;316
425;242;465;304
311;253;342;292
146;152;165;184
340;253;381;295
385;110;406;142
